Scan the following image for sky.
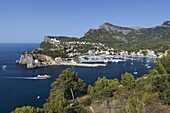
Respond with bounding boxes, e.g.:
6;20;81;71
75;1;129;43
0;0;170;43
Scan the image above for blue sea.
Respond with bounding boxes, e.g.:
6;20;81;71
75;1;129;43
0;44;155;113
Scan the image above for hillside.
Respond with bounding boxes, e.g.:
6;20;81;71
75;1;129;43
81;21;170;52
39;21;170;52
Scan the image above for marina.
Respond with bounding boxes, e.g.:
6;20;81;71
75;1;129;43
78;55;126;63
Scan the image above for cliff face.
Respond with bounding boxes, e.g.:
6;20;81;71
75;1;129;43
18;53;55;69
99;22;136;35
19;53;41;68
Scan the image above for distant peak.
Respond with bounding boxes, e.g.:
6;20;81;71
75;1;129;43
103;22;113;26
163;21;170;26
99;22;114;28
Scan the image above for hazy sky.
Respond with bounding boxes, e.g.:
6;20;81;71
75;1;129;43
0;0;170;43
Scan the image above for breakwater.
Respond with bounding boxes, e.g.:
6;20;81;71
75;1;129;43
56;62;106;67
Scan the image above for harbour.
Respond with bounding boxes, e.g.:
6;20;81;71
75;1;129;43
0;44;155;113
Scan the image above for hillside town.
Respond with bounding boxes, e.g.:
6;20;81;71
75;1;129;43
17;36;167;69
43;36;165;58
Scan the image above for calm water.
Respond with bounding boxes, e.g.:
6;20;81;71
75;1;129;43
0;44;155;113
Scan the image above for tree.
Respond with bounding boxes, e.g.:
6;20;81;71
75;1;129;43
149;69;159;76
11;106;41;113
43;68;86;113
148;74;170;104
88;77;119;99
121;72;135;90
51;68;86;100
155;61;167;74
43;91;68;113
155;49;170;74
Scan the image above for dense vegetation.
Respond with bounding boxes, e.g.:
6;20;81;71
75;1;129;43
40;42;54;49
38;40;105;58
40;49;68;59
12;50;170;113
30;49;68;59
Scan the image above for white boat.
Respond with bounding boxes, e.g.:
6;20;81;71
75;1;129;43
103;60;108;63
2;65;6;70
147;66;151;68
37;75;51;79
111;59;125;62
37;96;40;99
146;59;150;63
145;64;149;66
133;72;138;74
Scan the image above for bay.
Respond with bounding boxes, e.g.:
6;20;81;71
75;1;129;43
0;43;155;113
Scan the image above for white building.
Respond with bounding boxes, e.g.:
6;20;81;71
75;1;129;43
147;50;157;58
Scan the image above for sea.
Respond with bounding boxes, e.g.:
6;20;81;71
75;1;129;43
0;43;155;113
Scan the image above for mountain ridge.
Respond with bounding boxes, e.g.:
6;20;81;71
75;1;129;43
81;21;170;52
40;21;170;52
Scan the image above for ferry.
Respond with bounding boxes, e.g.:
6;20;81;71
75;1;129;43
37;75;51;79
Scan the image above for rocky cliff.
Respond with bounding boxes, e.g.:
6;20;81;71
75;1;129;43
17;53;55;69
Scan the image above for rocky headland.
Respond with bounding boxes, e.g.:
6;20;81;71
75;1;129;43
16;52;55;69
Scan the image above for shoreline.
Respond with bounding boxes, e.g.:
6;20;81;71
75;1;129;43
16;53;158;69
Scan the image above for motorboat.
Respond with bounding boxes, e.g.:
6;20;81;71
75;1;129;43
37;75;51;79
133;72;138;74
147;66;151;68
2;65;6;70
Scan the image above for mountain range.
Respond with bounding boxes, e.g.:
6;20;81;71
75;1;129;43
44;21;170;52
81;21;170;52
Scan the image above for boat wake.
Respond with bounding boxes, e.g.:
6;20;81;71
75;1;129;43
0;77;37;80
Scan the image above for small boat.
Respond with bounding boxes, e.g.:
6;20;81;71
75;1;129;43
103;60;108;63
2;65;7;70
133;72;138;74
146;59;150;63
37;96;40;99
111;59;125;62
147;66;151;68
145;64;149;66
37;75;51;79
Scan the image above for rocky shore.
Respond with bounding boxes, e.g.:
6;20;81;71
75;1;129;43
16;53;55;69
16;53;107;69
